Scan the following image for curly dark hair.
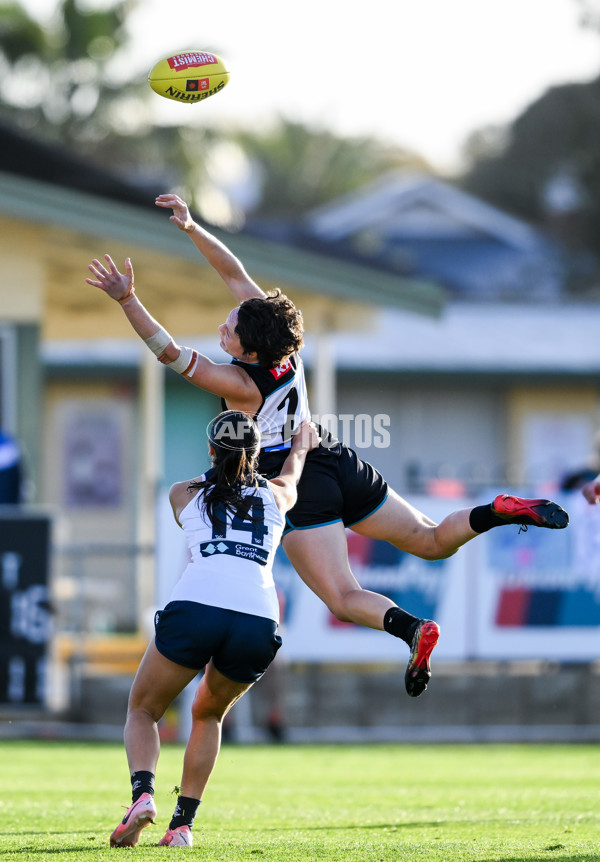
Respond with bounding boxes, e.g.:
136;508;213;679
236;290;304;368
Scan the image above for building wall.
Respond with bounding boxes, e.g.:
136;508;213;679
507;386;599;488
335;375;600;496
162;375;220;489
0;221;44;493
0;324;42;493
42;378;139;632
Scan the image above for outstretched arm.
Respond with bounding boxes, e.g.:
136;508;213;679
86;254;174;344
582;474;600;504
269;421;321;513
85;254;260;407
155;193;265;302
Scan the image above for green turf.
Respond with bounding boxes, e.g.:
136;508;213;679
0;740;597;860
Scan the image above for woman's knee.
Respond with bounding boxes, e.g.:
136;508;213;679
190;680;238;723
191;688;224;720
417;548;457;562
127;702;165;724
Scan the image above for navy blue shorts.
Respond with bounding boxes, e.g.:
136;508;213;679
154;600;282;683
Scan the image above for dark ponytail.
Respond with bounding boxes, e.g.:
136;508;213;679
188;410;261;527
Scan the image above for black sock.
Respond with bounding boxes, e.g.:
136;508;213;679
170;795;201;830
383;607;420;646
469;503;506;534
131;770;155;802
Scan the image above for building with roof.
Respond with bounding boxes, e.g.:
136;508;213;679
299;170;564;301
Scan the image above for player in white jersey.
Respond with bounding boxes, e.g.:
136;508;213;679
109;411;319;848
87;194;569;705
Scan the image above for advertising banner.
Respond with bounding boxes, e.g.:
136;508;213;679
471;492;600;660
0;512;52;704
273;498;472;662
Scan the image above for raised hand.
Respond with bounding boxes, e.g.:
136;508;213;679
155;193;194;233
86;255;135;304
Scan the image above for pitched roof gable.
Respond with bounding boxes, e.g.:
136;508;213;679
304;170;547;250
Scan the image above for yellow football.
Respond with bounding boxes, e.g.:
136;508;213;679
148;50;230;104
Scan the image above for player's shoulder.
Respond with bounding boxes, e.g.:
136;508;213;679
169;475;204;504
169;478;189;499
232;357;297;395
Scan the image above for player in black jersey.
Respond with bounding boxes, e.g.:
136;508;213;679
86;193;570;699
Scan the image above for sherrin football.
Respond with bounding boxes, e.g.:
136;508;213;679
148;51;230;103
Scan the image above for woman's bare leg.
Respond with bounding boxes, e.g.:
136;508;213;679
351;488;477;561
124;641;199;774
179;661;252;800
282;521;395;629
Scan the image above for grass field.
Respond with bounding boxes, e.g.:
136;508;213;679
0;740;597;861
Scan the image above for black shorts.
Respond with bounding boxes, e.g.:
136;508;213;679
154;600;282;683
284;441;388;531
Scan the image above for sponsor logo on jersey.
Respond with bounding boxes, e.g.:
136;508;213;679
200;540;269;566
168;53;217;70
270;359;292;380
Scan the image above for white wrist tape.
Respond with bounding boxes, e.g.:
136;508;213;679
143;327;199;377
168;345;200;378
144;327;172;356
